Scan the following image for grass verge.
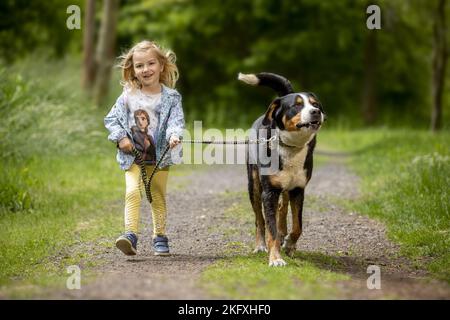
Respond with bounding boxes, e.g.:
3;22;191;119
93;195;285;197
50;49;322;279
318;129;449;282
0;55;126;297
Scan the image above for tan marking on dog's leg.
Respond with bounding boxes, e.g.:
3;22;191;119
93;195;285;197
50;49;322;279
277;191;289;240
284;199;302;257
290;199;302;241
267;227;286;267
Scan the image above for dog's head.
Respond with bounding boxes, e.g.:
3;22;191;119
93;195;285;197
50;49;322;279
262;92;326;133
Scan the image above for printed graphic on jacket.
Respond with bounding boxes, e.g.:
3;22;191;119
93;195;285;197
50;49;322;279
131;109;156;165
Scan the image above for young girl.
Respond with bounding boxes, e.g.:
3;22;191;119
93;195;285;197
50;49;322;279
104;40;185;256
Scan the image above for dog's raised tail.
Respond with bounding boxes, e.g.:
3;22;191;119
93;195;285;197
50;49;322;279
238;72;294;97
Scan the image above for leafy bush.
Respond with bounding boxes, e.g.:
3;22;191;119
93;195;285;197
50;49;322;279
0;55;108;214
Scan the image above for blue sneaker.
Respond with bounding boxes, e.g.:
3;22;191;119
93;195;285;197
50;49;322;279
115;231;138;256
153;235;170;256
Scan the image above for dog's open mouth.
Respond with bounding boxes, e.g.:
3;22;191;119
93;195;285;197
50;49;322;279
308;120;321;126
297;121;322;130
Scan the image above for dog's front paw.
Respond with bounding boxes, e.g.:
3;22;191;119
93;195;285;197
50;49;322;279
253;245;268;253
269;258;287;267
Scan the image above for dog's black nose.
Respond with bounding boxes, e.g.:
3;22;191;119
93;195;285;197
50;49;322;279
310;109;320;115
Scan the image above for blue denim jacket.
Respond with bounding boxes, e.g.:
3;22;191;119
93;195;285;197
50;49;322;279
104;85;185;170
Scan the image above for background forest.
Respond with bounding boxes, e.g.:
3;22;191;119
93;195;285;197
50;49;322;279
1;0;448;129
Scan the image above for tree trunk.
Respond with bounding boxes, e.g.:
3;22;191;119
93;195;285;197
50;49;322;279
362;29;377;126
94;0;119;107
431;0;447;132
82;0;96;91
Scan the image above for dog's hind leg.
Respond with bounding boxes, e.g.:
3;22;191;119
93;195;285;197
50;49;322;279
248;164;267;253
277;191;289;244
283;187;304;257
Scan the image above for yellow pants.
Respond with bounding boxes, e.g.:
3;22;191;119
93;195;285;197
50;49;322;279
124;163;169;236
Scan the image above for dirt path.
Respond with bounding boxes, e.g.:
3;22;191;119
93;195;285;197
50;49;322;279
56;163;247;299
53;150;450;299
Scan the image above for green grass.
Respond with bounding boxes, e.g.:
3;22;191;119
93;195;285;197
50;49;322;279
319;129;450;282
202;253;350;299
0;54;127;296
0;155;123;283
0;162;124;297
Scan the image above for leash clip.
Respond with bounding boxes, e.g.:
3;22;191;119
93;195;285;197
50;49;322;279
257;135;277;150
268;135;277;150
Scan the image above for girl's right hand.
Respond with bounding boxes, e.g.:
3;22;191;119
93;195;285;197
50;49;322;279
118;137;133;153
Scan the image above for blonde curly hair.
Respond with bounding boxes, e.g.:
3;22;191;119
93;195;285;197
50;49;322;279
117;40;179;89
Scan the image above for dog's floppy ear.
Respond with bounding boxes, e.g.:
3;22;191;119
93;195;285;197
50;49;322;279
262;98;281;126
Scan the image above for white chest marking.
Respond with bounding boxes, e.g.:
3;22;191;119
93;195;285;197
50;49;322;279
272;145;309;190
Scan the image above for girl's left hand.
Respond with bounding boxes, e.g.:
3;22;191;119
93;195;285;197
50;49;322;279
169;135;181;149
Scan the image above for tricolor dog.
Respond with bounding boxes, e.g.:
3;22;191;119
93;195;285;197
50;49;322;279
238;72;325;267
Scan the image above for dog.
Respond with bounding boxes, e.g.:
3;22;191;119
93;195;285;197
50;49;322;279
238;72;325;267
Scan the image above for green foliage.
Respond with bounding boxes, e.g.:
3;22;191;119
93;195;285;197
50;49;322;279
116;0;449;129
320;129;450;282
0;0;83;61
0;165;34;213
0;55;106;214
0;55;124;290
1;1;449;128
0;58;100;162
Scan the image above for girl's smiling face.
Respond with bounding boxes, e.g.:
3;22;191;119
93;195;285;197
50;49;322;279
133;49;163;90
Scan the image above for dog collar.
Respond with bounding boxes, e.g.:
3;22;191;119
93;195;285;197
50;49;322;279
278;137;303;148
276;128;315;149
